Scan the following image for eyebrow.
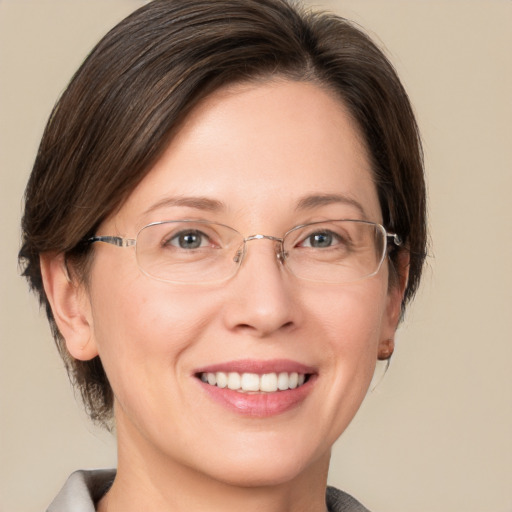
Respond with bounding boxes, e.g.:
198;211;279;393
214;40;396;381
142;193;367;218
295;193;367;218
143;196;225;216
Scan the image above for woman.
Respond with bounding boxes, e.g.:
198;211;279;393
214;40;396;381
19;0;426;510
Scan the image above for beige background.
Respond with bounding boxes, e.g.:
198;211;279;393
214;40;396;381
1;1;511;511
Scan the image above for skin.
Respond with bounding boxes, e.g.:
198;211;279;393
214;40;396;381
42;79;405;512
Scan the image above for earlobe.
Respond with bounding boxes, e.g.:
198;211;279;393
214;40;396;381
379;250;410;359
40;253;98;361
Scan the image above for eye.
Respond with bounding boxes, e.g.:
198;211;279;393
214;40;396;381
299;230;342;249
166;230;211;249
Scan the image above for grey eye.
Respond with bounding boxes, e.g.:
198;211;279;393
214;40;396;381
169;230;208;249
310;233;332;247
301;231;339;248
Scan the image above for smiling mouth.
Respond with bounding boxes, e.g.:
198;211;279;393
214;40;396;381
197;371;309;393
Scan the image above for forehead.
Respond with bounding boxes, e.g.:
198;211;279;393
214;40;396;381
112;79;381;230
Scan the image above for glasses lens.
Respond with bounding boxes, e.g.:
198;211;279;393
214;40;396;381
136;221;243;283
283;220;387;283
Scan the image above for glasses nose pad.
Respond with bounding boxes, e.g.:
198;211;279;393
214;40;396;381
233;244;245;264
276;242;287;264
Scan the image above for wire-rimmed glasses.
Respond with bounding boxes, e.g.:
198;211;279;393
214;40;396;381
88;219;402;284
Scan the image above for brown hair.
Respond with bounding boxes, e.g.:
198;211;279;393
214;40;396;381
19;0;426;425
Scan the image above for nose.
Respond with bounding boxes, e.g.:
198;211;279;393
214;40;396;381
222;237;299;338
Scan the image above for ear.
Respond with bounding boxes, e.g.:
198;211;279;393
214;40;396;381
378;251;410;360
40;253;99;361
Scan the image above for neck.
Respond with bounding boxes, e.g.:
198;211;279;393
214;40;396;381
97;417;331;512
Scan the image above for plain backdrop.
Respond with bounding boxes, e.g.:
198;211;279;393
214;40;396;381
0;1;511;511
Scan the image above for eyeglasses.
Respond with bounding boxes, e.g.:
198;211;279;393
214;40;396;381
88;219;402;284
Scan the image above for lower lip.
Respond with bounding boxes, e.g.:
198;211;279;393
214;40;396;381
198;376;316;417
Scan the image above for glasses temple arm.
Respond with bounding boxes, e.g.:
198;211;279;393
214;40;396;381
88;236;136;248
387;232;402;247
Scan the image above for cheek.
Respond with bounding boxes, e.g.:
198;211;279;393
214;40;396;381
87;262;222;384
309;279;388;352
307;281;388;414
87;276;227;438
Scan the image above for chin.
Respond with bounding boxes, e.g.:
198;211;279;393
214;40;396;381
203;458;318;489
188;437;330;489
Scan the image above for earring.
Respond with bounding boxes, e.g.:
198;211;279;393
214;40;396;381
378;338;395;360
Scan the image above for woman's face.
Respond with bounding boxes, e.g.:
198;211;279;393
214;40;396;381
76;80;402;486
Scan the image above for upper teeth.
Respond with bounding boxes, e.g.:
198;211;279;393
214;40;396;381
200;372;306;392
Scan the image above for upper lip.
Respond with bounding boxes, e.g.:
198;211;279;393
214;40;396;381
194;359;317;376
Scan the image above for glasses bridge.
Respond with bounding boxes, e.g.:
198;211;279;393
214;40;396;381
234;234;287;264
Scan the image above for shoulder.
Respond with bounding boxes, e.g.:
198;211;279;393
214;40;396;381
326;486;373;512
46;469;116;512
